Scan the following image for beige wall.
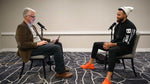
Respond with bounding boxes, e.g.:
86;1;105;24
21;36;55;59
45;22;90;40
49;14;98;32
1;33;150;52
0;34;1;50
0;0;150;51
0;27;1;49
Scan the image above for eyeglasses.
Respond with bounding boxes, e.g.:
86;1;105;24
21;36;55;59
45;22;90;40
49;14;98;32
28;15;36;18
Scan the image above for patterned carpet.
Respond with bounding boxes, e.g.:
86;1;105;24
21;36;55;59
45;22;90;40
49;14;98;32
0;52;150;84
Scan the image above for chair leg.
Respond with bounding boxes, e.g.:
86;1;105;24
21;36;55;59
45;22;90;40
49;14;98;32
104;51;108;70
48;57;52;71
131;58;137;77
42;60;46;79
49;65;52;71
122;59;126;69
104;60;107;70
29;60;33;70
19;62;25;79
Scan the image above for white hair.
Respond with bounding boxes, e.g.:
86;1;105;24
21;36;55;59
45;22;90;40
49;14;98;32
23;7;36;18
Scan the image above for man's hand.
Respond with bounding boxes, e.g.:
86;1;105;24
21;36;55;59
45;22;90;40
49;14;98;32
37;41;48;46
103;42;117;50
103;42;111;50
52;38;59;43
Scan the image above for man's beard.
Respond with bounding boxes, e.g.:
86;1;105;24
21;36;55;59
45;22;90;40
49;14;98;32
117;18;124;23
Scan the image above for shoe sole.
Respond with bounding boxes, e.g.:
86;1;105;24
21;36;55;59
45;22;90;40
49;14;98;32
81;66;95;69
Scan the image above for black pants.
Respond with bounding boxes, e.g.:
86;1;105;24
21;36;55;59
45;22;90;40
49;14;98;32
91;42;130;72
31;42;65;74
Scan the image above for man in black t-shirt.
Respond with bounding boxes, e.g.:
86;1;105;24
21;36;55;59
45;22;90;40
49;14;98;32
80;6;136;84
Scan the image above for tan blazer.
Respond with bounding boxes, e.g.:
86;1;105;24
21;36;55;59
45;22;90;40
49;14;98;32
15;21;50;63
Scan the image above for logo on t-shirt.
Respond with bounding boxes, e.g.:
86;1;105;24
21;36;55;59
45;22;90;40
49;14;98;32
126;28;131;34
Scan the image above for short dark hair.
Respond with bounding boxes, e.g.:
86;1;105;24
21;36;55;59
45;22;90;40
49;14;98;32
118;8;126;14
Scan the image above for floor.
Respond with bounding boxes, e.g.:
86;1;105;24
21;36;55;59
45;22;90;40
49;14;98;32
0;52;149;84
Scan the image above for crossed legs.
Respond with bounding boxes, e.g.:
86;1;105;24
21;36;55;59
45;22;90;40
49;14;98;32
81;42;128;84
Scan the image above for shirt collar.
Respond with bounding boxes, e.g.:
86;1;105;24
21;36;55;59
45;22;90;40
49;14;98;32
25;21;33;28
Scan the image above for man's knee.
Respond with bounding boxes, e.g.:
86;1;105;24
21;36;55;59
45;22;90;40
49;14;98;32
56;42;62;47
53;45;61;51
93;42;103;47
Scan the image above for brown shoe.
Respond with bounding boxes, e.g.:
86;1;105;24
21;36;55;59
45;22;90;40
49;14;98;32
65;68;70;72
56;72;73;78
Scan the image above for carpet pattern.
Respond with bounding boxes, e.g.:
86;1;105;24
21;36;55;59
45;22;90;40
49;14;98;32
0;52;150;84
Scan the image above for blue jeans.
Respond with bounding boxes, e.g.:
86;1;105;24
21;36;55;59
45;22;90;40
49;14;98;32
31;42;65;74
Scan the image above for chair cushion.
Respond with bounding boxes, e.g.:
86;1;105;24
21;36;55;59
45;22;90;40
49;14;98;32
117;54;134;59
30;55;46;59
